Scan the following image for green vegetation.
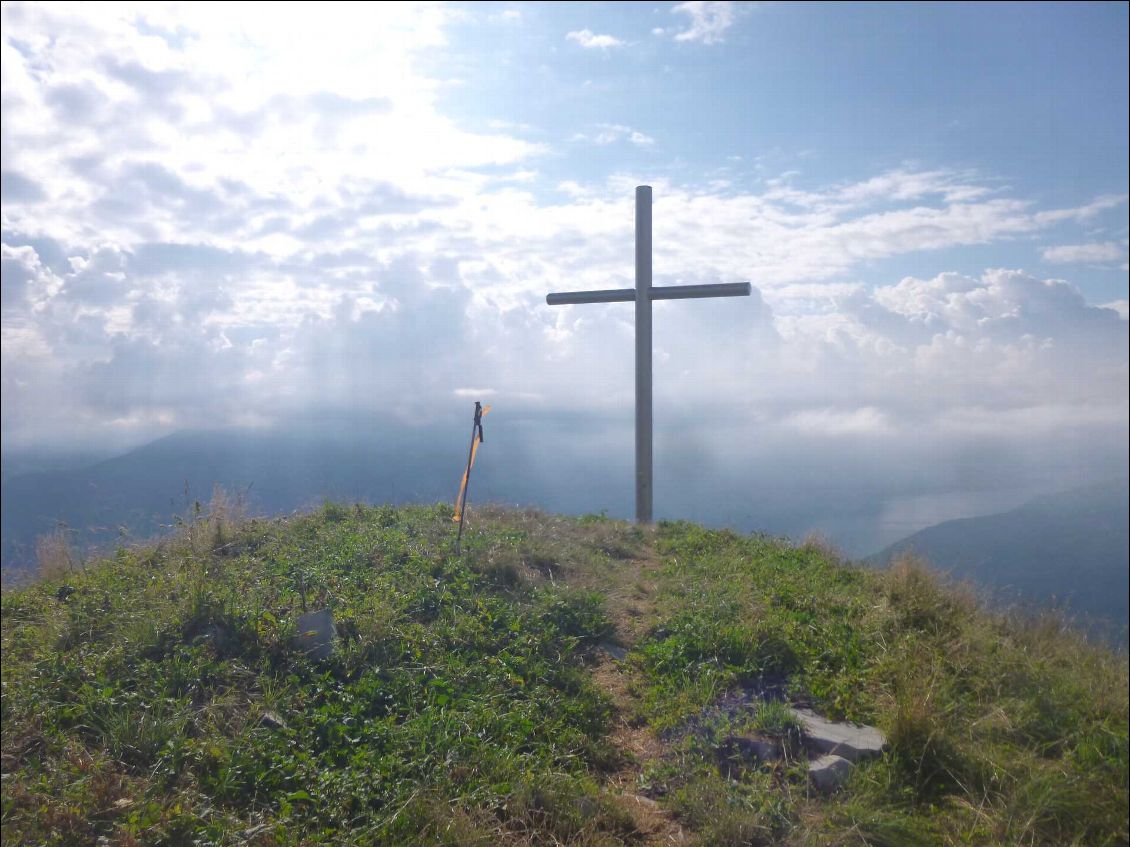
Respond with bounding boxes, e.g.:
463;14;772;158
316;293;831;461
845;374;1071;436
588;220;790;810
2;502;1126;846
637;522;1129;845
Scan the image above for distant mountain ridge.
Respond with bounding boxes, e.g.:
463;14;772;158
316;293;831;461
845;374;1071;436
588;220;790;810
870;479;1129;638
0;421;639;572
5;429;1128;644
0;427;469;572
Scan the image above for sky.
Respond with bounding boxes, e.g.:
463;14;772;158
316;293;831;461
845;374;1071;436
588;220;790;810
1;1;1128;550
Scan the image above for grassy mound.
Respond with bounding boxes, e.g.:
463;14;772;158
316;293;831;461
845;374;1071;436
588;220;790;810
2;503;1126;846
2;504;637;845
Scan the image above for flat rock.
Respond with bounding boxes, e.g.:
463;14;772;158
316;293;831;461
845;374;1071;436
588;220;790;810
295;608;336;661
791;708;886;762
598;642;629;661
808;754;853;792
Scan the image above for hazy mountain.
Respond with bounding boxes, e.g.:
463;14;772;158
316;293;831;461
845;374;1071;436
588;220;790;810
0;417;870;573
871;479;1129;638
2;425;477;573
0;448;116;484
0;418;640;574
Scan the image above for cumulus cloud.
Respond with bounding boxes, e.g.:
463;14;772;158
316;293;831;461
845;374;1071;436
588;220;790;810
566;29;625;49
1042;241;1128;266
671;1;738;45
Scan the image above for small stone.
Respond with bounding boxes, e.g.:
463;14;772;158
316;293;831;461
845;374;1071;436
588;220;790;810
719;735;782;765
202;623;228;649
808;754;853;792
791;708;886;762
626;794;659;810
295;608;336;660
746;738;782;763
598;641;629;661
259;710;288;730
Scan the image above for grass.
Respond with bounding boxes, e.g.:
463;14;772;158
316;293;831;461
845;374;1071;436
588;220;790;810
633;522;1129;846
1;502;636;846
2;502;1126;846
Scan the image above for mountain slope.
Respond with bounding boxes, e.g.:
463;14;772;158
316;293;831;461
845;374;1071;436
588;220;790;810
871;479;1129;633
0;427;482;572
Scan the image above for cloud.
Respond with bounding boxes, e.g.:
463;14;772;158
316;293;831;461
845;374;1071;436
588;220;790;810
1101;300;1129;320
671;1;738;45
1042;241;1128;266
565;29;626;49
586;124;656;147
0;4;1126;552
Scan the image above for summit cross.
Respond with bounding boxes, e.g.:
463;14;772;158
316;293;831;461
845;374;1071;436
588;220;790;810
546;185;751;524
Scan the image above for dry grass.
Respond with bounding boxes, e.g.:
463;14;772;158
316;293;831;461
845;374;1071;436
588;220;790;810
35;525;76;579
177;484;251;557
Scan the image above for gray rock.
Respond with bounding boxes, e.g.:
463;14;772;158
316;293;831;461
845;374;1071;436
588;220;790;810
808;754;853;792
747;738;783;762
259;710;288;730
295;608;336;660
598;642;629;661
719;735;782;764
626;794;660;810
202;623;229;649
791;708;886;762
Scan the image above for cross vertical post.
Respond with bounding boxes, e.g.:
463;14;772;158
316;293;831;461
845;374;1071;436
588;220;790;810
546;186;751;524
635;185;653;523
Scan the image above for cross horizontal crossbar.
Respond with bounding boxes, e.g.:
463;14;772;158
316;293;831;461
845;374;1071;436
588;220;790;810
546;281;751;306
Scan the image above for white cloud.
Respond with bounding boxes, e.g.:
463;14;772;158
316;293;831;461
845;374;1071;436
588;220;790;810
565;29;625;49
785;407;894;437
671;1;737;45
1042;241;1128;265
1101;300;1129;320
585;124;656;146
0;0;1126;522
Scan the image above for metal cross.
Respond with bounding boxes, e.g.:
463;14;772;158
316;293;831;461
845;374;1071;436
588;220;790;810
546;185;751;523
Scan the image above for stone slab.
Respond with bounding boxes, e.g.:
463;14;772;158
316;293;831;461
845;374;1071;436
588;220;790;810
598;641;629;661
295;608;336;660
791;708;886;762
808;754;853;792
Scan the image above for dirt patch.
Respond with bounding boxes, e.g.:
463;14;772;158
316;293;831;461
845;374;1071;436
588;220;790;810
587;547;688;846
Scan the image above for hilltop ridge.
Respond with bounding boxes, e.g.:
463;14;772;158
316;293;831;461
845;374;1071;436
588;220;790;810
2;502;1126;846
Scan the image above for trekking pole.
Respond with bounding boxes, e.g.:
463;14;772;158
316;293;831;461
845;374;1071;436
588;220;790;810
453;401;489;554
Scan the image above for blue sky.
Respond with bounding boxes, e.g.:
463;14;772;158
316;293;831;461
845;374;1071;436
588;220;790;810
430;2;1128;302
1;1;1127;546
